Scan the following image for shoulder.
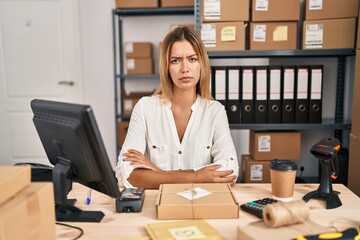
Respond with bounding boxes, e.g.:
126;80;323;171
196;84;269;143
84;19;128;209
136;95;167;109
199;98;225;112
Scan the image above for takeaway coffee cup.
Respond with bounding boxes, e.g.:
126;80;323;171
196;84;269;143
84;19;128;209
269;159;298;202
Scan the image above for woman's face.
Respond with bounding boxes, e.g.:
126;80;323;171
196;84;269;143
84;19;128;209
168;40;200;93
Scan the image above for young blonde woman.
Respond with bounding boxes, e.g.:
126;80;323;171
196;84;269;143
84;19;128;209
115;26;239;189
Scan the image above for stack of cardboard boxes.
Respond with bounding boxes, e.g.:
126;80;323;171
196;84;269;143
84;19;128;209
0;166;55;240
115;0;194;8
241;131;301;183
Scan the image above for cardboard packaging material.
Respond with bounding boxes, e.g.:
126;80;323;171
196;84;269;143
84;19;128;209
116;0;158;8
125;42;153;58
122;91;154;116
0;165;31;206
249;130;301;161
303;18;356;50
117;120;129;148
305;0;359;20
357;12;360;49
348;133;360;197
126;58;153;74
252;0;300;22
241;155;270;183
250;22;297;50
156;183;239;220
351;50;360;136
0;182;55;240
161;0;194;7
202;21;245;51
202;0;249;22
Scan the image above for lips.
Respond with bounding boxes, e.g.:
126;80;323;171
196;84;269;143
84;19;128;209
179;76;192;81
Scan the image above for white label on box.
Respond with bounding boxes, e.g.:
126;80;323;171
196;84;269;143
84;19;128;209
204;0;220;20
125;42;134;53
258;135;271;152
255;0;269;11
169;226;206;239
305;24;323;49
201;24;216;48
127;59;135;70
309;0;323;10
250;164;263;181
253;25;266;42
177;187;212;200
124;99;133;111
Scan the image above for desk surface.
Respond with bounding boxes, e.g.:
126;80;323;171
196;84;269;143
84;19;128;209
56;184;360;240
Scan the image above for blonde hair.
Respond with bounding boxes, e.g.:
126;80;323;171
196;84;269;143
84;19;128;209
154;26;212;102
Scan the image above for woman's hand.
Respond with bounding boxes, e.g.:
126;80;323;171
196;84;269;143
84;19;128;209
194;164;237;184
122;149;162;171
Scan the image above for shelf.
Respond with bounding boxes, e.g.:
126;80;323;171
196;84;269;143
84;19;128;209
124;74;160;80
229;119;351;130
207;49;356;59
114;7;194;16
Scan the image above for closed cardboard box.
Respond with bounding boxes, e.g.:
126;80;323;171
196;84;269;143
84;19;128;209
202;22;245;51
250;22;297;50
305;0;359;20
156;183;239;219
116;0;158;8
117;120;129;148
0;182;55;240
241;155;270;183
351;50;360;136
0;166;31;206
122;91;153;116
252;0;300;22
125;42;153;58
303;18;356;49
249;130;301;161
126;58;153;74
161;0;194;7
348;134;360;197
202;0;249;22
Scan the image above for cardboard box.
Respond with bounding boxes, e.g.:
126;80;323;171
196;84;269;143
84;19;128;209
116;0;159;8
202;0;249;22
348;134;360;197
250;22;297;50
357;10;360;49
202;21;246;51
302;18;356;49
126;58;153;74
0;182;55;240
249;130;301;161
161;0;194;7
241;154;270;183
156;183;239;219
122;91;153;116
118;120;129;148
0;165;31;206
351;50;360;136
305;0;359;20
125;42;153;58
252;0;300;22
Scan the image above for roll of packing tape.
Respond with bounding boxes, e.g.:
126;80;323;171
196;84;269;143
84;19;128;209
263;199;310;228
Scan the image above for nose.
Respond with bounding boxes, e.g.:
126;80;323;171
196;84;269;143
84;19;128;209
181;60;189;73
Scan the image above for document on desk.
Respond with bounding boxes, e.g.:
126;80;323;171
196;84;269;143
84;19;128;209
146;220;224;240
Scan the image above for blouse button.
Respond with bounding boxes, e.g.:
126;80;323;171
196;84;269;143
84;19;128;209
152;145;156;149
230;157;234;161
207;146;210;149
178;151;182;154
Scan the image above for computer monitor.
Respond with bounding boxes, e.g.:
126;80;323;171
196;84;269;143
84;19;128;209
31;99;121;222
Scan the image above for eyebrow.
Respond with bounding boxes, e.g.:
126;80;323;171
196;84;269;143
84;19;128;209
170;54;197;59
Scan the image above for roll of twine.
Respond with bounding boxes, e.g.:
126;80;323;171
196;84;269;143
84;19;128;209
263;199;310;228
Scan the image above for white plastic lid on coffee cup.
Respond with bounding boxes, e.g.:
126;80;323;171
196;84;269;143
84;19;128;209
269;159;298;171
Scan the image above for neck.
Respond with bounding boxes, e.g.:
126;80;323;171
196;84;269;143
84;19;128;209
172;89;197;107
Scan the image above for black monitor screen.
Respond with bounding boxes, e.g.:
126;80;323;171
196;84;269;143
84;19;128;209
31;99;121;222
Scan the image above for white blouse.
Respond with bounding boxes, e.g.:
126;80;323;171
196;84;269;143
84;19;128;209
114;95;239;188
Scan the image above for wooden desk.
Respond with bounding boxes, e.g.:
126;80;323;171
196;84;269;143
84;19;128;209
56;184;360;240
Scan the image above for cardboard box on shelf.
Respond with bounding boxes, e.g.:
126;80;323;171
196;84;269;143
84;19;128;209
348;133;360;197
252;0;300;22
202;21;246;51
161;0;194;7
0;182;55;240
250;22;297;50
117;120;129;148
126;58;153;74
249;130;301;161
202;0;249;22
125;42;153;58
241;154;270;183
0;165;31;206
305;0;359;20
156;183;239;219
122;91;154;116
302;18;356;50
116;0;159;8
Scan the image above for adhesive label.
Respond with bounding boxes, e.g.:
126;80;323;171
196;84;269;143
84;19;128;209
125;42;134;53
250;164;263;181
305;24;323;49
253;25;266;42
258;135;270;152
204;0;220;20
255;0;268;11
309;0;323;10
201;24;216;48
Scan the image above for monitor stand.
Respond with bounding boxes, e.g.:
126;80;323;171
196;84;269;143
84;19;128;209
53;157;105;222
